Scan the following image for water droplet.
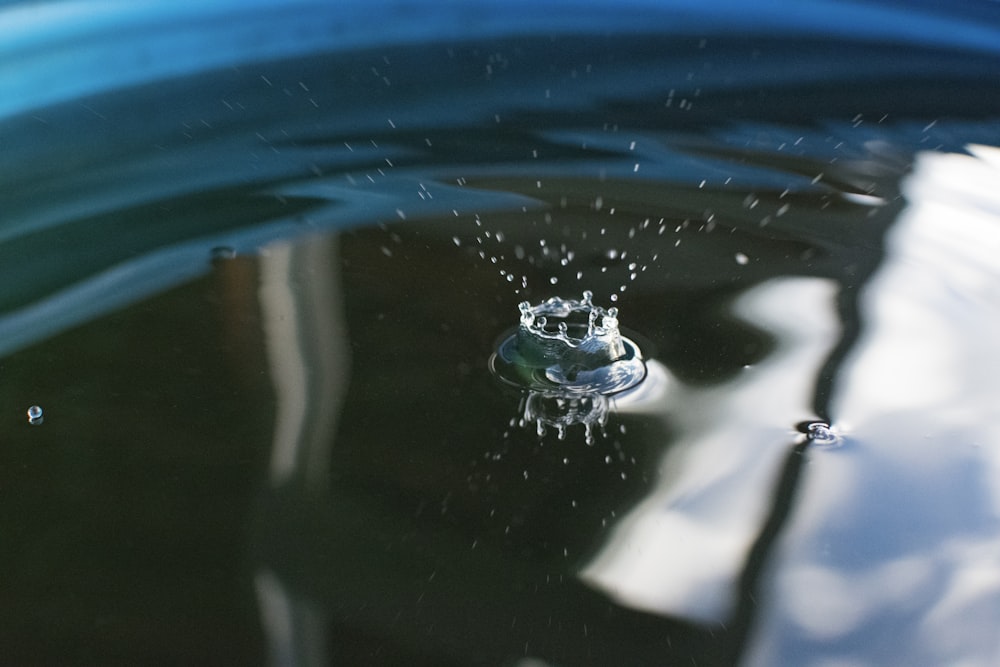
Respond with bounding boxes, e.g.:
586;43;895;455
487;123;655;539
804;421;842;447
735;252;749;265
490;292;646;442
27;405;43;425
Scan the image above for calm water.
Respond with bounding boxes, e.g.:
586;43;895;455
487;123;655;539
3;2;1000;665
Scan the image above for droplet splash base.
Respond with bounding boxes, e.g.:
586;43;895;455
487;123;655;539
490;291;647;442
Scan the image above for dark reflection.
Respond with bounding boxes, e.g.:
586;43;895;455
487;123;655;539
0;262;275;664
726;441;812;666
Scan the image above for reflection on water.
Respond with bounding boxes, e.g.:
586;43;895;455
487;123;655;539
582;276;842;623
3;1;1000;665
747;146;1000;667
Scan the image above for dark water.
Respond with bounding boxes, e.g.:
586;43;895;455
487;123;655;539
3;2;1000;665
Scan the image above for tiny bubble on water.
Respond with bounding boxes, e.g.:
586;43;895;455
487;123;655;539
805;422;842;447
27;405;43;425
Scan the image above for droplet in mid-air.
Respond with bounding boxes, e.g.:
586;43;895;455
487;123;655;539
490;291;647;442
27;405;44;425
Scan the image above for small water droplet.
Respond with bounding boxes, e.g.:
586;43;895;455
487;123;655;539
735;252;749;265
804;421;842;447
27;405;43;425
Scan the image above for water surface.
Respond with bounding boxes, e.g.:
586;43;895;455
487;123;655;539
3;2;1000;665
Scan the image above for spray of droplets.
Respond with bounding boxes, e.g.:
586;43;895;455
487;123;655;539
451;209;672;306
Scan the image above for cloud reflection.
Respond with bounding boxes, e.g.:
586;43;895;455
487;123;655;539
745;146;1000;666
581;276;841;622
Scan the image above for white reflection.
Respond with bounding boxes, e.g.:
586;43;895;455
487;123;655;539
581;276;841;622
746;146;1000;667
259;237;349;491
255;236;348;666
255;569;329;667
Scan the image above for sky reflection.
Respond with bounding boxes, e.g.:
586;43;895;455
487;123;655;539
581;276;841;622
746;146;1000;666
